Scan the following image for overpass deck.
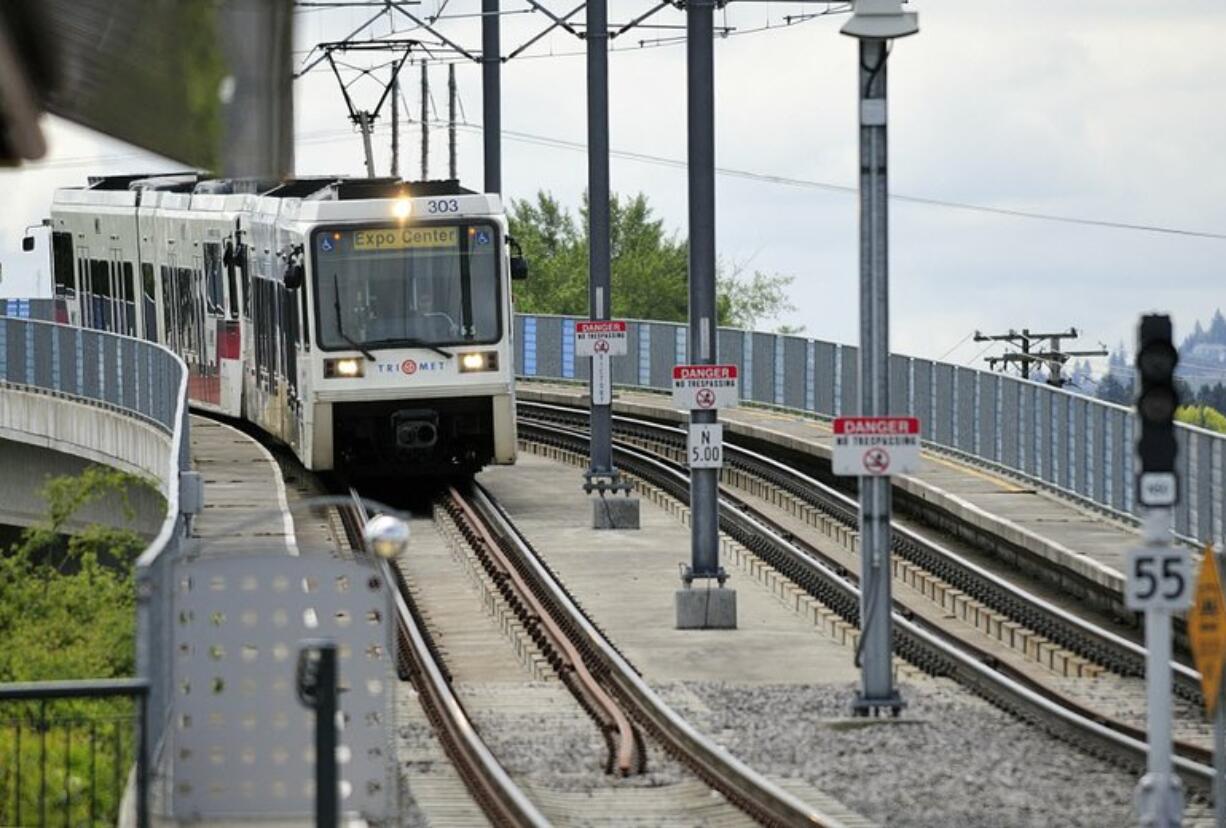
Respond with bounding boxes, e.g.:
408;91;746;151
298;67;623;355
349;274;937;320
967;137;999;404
519;383;1143;607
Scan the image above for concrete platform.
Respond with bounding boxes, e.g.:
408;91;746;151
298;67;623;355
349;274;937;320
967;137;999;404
518;383;1144;601
189;416;296;556
479;452;863;685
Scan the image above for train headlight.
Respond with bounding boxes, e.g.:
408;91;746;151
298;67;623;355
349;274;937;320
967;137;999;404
392;198;411;221
325;358;365;378
458;351;499;373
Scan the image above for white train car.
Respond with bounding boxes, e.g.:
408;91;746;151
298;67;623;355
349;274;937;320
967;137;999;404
44;174;524;478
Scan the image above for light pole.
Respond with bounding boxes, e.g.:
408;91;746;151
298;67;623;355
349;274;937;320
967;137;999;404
841;0;917;715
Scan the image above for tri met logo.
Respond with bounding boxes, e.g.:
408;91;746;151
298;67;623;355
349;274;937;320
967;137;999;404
376;360;447;376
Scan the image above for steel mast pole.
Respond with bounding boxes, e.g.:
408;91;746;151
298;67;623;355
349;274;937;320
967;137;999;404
481;0;501;193
683;0;724;587
586;0;615;479
842;0;917;715
855;36;899;715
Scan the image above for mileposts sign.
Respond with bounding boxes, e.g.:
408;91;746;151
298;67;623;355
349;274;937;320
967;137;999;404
832;416;921;476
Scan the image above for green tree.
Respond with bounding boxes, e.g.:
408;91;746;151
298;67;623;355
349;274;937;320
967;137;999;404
509;190;798;331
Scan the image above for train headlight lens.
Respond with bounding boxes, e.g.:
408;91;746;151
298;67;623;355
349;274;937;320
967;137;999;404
458;351;499;373
392;198;411;220
325;358;365;378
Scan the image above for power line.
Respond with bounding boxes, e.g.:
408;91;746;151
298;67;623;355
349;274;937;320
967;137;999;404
436;120;1226;241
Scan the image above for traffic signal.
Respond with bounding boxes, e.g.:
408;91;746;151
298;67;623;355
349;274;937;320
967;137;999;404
1135;314;1179;506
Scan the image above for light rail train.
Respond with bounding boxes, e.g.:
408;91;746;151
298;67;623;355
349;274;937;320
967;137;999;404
36;173;526;478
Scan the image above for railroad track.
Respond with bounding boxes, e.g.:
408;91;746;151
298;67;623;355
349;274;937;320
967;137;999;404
515;401;1217;796
338;492;550;827
344;485;850;826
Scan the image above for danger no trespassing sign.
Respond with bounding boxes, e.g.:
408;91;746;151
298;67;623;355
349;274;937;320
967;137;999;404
671;364;739;411
831;416;921;477
575;320;628;357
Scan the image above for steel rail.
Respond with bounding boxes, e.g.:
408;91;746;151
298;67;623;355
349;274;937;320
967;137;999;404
519;399;1204;703
465;482;847;827
445;486;642;776
515;415;1218;795
343;491;549;828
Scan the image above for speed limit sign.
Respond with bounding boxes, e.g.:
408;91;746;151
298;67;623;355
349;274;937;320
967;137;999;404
1125;546;1192;611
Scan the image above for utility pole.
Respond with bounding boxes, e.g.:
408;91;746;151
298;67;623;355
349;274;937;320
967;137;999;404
975;327;1107;386
842;0;917;716
420;62;429;180
390;67;399;177
482;0;501;193
448;63;457;180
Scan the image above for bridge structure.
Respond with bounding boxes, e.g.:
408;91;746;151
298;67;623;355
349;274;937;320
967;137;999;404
2;297;1225;825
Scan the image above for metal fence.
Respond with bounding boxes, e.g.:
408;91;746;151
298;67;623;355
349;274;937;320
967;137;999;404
514;313;1226;549
0;679;149;828
0;312;190;820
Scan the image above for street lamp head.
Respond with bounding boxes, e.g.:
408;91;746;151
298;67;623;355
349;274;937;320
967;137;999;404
363;514;410;560
841;0;919;40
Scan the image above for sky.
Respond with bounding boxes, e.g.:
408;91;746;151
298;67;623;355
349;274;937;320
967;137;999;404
2;0;1223;375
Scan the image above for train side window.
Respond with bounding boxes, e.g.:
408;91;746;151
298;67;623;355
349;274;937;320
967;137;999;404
203;242;224;314
160;265;176;350
224;242;240;320
299;282;310;350
51;232;74;296
142;263;158;342
240;245;252;319
122;262;136;336
90;259;111;331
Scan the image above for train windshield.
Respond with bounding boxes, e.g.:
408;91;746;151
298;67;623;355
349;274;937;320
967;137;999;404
312;222;500;350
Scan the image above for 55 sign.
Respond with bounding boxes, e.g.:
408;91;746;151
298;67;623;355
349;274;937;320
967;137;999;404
1125;546;1192;611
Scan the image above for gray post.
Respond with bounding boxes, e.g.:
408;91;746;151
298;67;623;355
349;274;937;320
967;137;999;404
852;36;903;715
582;0;636;527
482;0;501;193
219;0;294;179
686;0;719;580
420;62;429;180
586;0;613;478
390;69;399;178
673;0;732;630
448;63;457;180
357;111;376;178
1137;507;1184;827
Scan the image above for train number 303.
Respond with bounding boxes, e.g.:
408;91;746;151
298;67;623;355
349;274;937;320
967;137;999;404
426;199;461;214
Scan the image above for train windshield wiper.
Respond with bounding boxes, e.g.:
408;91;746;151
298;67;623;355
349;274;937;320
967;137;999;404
333;274;374;361
365;337;454;360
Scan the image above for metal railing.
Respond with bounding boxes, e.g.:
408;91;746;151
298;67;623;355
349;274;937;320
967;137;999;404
0;679;149;828
513;313;1226;549
0;310;190;820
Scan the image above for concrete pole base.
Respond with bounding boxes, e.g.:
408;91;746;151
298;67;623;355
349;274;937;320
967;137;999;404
675;586;737;629
592;496;640;530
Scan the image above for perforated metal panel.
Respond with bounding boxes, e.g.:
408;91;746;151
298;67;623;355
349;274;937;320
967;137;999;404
171;555;396;822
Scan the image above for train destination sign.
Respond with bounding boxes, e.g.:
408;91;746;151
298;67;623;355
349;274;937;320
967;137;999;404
671;364;739;411
575;320;628;357
831;416;921;476
352;226;458;251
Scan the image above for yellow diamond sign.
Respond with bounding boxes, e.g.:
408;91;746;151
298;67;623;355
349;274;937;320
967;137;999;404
1188;546;1226;716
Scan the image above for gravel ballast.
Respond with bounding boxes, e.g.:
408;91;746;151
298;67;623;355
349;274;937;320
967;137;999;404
658;678;1148;828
